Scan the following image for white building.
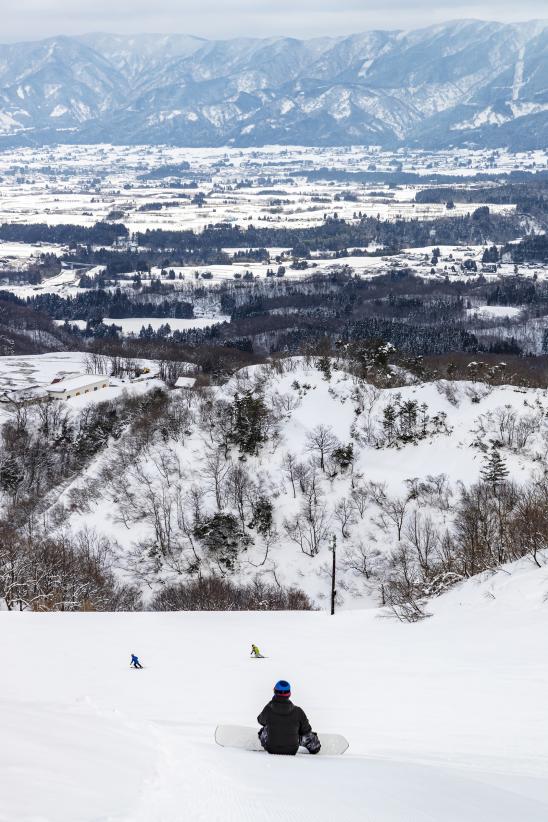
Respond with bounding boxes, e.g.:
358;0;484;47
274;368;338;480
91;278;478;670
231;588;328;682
174;376;197;389
46;374;109;400
0;385;48;405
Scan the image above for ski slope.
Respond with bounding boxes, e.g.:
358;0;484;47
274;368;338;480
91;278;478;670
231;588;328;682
1;555;547;822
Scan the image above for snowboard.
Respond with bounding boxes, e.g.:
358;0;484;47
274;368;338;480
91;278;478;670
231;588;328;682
215;725;349;756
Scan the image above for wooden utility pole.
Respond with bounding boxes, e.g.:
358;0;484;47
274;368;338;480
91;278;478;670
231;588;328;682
330;534;337;615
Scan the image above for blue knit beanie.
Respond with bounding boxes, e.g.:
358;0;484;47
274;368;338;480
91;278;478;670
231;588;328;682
274;680;291;697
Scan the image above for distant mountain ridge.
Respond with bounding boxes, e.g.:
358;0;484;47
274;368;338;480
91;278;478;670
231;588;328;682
0;20;547;149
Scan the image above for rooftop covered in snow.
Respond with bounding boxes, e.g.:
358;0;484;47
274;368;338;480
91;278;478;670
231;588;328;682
47;374;110;393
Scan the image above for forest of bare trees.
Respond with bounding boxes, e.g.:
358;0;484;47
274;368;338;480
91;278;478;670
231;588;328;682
0;354;546;613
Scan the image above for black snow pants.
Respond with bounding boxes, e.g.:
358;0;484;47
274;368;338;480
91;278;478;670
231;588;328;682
259;726;321;755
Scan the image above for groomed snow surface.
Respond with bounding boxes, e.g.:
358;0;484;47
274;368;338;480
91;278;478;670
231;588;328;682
1;554;547;822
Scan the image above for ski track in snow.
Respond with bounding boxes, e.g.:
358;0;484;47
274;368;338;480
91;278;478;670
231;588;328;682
1;555;548;821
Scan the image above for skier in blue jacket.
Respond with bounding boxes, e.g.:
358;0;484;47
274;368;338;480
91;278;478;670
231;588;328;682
130;654;143;669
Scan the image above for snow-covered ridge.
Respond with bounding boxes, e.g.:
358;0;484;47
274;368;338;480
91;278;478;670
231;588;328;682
0;20;547;148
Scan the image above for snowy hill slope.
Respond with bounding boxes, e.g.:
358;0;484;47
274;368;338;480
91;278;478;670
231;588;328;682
46;356;548;607
0;20;547;148
1;553;547;821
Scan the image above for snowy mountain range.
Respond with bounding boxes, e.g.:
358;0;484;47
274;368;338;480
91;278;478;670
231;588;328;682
0;20;547;149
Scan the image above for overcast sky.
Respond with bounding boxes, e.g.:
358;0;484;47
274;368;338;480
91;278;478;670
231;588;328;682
1;0;546;42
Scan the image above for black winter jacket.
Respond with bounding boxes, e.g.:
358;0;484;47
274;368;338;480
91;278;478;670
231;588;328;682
257;696;312;755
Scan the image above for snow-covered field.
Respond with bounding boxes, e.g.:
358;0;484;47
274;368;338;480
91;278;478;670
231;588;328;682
1;553;547;822
0;241;66;258
0;144;523;237
0;352;163;411
466;305;523;319
0;351;94;390
0;144;544;310
2;242;545;306
0;351;155;390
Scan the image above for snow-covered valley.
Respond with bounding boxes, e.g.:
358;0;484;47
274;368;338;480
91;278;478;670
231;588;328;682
0;12;547;822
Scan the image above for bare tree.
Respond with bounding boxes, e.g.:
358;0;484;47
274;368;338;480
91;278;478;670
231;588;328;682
201;446;231;511
109;355;125;378
284;500;331;558
350;484;369;519
0;525;139;612
282;452;299;498
305;424;339;473
199;398;234;458
164;395;194;444
36;400;70;439
295;460;313;495
370;484;412;542
404;511;440;578
227;463;253;531
352;383;381;416
271;391;301;417
342;541;382;581
333;497;356;539
300;464;322;517
186;484;207;527
84;352;111;376
422;474;453;511
508;482;548;569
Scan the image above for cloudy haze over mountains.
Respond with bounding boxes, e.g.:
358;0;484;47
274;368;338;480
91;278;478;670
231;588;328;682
0;20;547;149
3;1;548;40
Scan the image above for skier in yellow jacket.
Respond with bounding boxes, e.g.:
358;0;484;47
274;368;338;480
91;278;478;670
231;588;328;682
251;644;264;658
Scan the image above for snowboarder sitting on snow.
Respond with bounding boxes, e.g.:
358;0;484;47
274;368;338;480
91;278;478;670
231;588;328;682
258;680;320;755
250;644;263;658
130;654;143;669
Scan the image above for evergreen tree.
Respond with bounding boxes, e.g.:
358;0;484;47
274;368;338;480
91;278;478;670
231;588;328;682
317;355;332;381
250;496;274;536
399;400;418;441
0;456;24;499
193;513;249;571
382;403;398;445
231;392;270;455
481;450;509;486
482;245;499;263
332;443;354;472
